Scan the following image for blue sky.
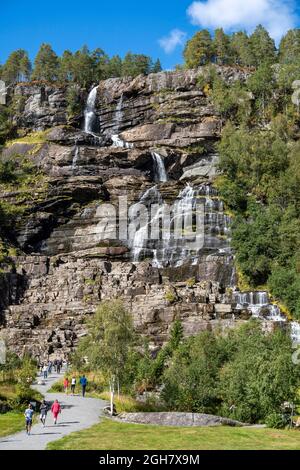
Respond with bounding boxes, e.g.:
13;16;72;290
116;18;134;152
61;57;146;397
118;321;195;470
1;0;300;70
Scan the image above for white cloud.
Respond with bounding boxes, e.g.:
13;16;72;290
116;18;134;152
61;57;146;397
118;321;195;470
187;0;298;42
159;29;187;54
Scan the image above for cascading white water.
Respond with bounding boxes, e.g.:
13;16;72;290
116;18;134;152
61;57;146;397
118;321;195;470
233;291;285;320
151;152;168;182
291;322;300;345
72;145;79;174
84;86;99;134
111;134;134;149
111;94;134;148
114;94;123;130
130;183;231;267
131;186;162;262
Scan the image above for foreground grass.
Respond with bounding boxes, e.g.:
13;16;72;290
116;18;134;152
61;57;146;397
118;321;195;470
47;419;300;450
0;413;24;438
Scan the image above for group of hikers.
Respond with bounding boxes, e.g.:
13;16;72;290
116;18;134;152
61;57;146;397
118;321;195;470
24;370;88;435
64;374;88;397
24;399;62;435
39;358;64;379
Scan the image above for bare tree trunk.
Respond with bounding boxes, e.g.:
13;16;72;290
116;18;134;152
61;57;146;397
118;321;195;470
109;376;115;416
117;378;120;399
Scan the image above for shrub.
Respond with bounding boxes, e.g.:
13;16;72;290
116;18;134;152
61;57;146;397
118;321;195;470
164;289;177;304
266;412;289;429
66;84;82;118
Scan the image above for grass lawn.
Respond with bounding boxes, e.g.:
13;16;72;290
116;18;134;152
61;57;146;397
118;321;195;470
0;412;24;438
47;419;300;450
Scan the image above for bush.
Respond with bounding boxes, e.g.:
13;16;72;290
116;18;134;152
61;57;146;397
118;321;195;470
66;84;82;118
164;289;177;304
266;412;289;429
159;322;300;424
49;382;64;393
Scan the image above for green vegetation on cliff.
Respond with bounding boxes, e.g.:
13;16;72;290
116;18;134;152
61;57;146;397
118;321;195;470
200;59;300;318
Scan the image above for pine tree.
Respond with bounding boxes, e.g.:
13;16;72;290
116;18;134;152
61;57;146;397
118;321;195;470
19;54;31;81
152;59;162;73
93;48;110;80
249;25;276;67
72;46;96;87
60;50;74;82
32;43;60;81
169;319;184;351
279;29;300;64
213;28;232;65
1;50;31;84
183;30;213;68
106;55;123;78
122;53;152;77
230;31;254;67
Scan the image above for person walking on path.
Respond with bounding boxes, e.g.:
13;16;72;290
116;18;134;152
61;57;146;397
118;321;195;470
71;376;76;395
42;364;48;379
80;375;88;397
24;404;34;435
51;399;61;425
39;400;48;427
63;377;69;394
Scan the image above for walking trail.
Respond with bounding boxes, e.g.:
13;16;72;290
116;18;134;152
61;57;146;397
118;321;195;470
0;369;107;450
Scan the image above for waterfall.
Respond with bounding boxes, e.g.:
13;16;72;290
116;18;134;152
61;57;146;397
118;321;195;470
84;85;99;134
151;152;168;182
111;94;134;148
114;94;123;131
72;145;79;174
233;291;286;320
291;322;300;345
111;134;134;149
130;186;162;262
130;183;231;267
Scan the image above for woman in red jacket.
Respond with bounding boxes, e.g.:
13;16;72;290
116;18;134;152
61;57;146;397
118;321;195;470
63;377;69;394
51;399;61;425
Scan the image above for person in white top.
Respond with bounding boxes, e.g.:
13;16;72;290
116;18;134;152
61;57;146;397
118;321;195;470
71;376;76;395
42;364;48;379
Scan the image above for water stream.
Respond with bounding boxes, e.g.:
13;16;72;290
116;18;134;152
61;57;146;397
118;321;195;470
83;85;99;134
151;152;168;182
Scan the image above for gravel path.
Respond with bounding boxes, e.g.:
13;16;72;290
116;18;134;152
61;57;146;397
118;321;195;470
0;370;107;450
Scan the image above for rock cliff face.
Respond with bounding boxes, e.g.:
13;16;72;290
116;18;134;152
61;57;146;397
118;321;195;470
1;66;282;359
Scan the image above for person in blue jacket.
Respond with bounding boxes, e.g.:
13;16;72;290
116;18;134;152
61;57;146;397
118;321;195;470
80;375;88;397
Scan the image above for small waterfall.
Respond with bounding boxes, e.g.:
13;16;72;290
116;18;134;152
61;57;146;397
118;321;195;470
291;322;300;345
130;183;231;267
111;94;134;149
114;94;123;131
84;85;98;134
111;134;134;149
151;152;168;182
72;145;79;175
130;186;162;262
233;291;285;320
